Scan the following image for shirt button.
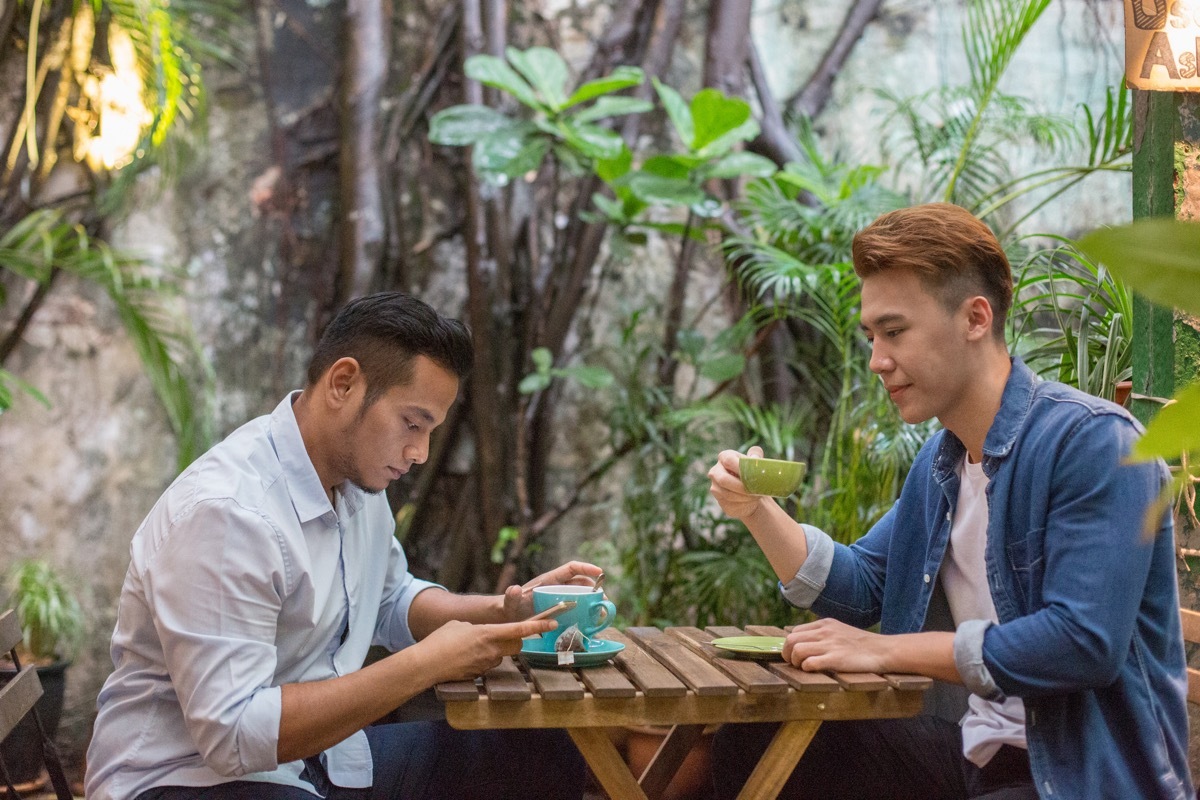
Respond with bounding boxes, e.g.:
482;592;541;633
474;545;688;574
923;573;931;584
945;511;952;521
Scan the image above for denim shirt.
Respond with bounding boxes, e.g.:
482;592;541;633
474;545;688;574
783;358;1193;799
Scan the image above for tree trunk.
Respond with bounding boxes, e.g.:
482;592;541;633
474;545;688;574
336;0;389;304
703;0;752;96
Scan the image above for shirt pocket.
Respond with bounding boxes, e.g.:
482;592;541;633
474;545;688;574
1005;527;1044;607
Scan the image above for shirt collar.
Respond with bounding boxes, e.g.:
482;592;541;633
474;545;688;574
269;391;335;524
934;355;1037;482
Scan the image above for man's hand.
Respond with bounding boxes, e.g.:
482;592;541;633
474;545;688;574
708;445;770;523
501;561;604;621
784;619;960;684
420;618;557;683
784;617;890;673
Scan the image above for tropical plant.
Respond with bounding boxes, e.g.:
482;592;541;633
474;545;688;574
1077;219;1200;528
427;47;780;591
1010;236;1133;402
593;307;796;628
1;0;237;467
2;559;83;665
876;0;1131;239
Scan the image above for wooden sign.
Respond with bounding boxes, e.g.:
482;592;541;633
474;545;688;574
1125;1;1200;91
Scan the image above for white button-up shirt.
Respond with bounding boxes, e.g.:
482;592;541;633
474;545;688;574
85;393;440;800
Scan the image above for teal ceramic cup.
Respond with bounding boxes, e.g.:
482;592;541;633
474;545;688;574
739;456;807;497
532;585;616;649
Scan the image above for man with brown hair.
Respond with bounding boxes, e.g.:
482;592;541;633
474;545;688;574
708;204;1193;799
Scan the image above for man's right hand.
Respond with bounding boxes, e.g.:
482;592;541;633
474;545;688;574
708;445;769;523
420;618;556;683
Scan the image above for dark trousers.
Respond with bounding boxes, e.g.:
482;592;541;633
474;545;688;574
136;720;583;800
711;716;1038;800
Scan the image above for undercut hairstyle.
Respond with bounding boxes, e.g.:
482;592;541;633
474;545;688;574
851;203;1013;338
305;292;473;407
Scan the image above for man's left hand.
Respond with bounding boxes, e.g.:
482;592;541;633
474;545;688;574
501;561;604;621
784;617;890;674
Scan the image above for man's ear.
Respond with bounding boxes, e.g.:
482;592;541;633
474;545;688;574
323;357;363;409
963;295;995;342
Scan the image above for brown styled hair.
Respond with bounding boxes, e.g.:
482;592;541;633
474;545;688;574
306;292;473;408
851;203;1012;337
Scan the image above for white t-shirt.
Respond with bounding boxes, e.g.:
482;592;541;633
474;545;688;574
941;455;1027;767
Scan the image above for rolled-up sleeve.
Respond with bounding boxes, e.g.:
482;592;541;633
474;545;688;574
142;499;287;776
781;524;836;609
954;618;1005;701
374;537;443;650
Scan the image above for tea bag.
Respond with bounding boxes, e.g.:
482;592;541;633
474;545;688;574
554;624;587;652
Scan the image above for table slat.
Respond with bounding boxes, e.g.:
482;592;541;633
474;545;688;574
596;629;687;697
883;673;934;691
525;665;585;700
626;627;739;696
435;679;481;702
579;664;638;699
482;656;532;701
670;627;789;695
829;671;891;692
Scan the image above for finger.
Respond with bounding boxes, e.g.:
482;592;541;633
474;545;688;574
717;449;743;473
495;619;557;640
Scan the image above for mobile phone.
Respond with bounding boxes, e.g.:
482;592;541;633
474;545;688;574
528;600;577;622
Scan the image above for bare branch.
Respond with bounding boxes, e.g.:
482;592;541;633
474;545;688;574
787;0;884;120
747;38;803;166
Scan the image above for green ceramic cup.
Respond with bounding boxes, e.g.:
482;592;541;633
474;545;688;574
739;456;806;497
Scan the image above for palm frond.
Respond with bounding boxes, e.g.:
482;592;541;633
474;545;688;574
0;209;213;467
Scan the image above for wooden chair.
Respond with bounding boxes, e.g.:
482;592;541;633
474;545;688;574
0;609;72;799
1182;607;1200;707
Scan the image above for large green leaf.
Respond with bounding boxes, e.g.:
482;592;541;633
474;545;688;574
472;124;549;179
465;54;540;109
572;96;654;125
564;66;645;108
696;117;761;159
705;151;778;180
700;354;746;383
640;154;693;179
1129;380;1200;462
506;46;570;110
428;104;512;146
596;147;632;182
623;172;707;207
1076;220;1200;315
653;79;694;149
560;121;625;160
690;89;751;152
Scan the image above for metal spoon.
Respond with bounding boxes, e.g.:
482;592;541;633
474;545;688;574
591;572;605;591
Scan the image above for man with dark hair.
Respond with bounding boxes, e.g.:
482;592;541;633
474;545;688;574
87;292;594;800
707;204;1193;799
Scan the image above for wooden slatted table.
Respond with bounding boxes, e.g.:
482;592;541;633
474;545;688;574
436;625;932;800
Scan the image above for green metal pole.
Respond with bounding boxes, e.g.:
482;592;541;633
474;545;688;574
1130;89;1178;425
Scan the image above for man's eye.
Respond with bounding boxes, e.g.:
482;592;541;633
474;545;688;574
886;329;903;338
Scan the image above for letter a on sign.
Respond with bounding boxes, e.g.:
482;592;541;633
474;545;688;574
1125;1;1200;90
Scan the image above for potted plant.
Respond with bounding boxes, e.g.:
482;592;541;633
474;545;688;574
1;558;83;789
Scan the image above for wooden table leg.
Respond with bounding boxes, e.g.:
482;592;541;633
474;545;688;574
638;724;706;800
568;727;649;800
735;720;822;800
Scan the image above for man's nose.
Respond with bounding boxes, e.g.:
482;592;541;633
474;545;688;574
404;438;429;465
869;343;891;374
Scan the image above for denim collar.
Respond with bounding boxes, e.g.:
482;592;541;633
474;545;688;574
933;356;1037;484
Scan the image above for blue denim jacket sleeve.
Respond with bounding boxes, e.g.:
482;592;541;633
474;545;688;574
980;411;1169;698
